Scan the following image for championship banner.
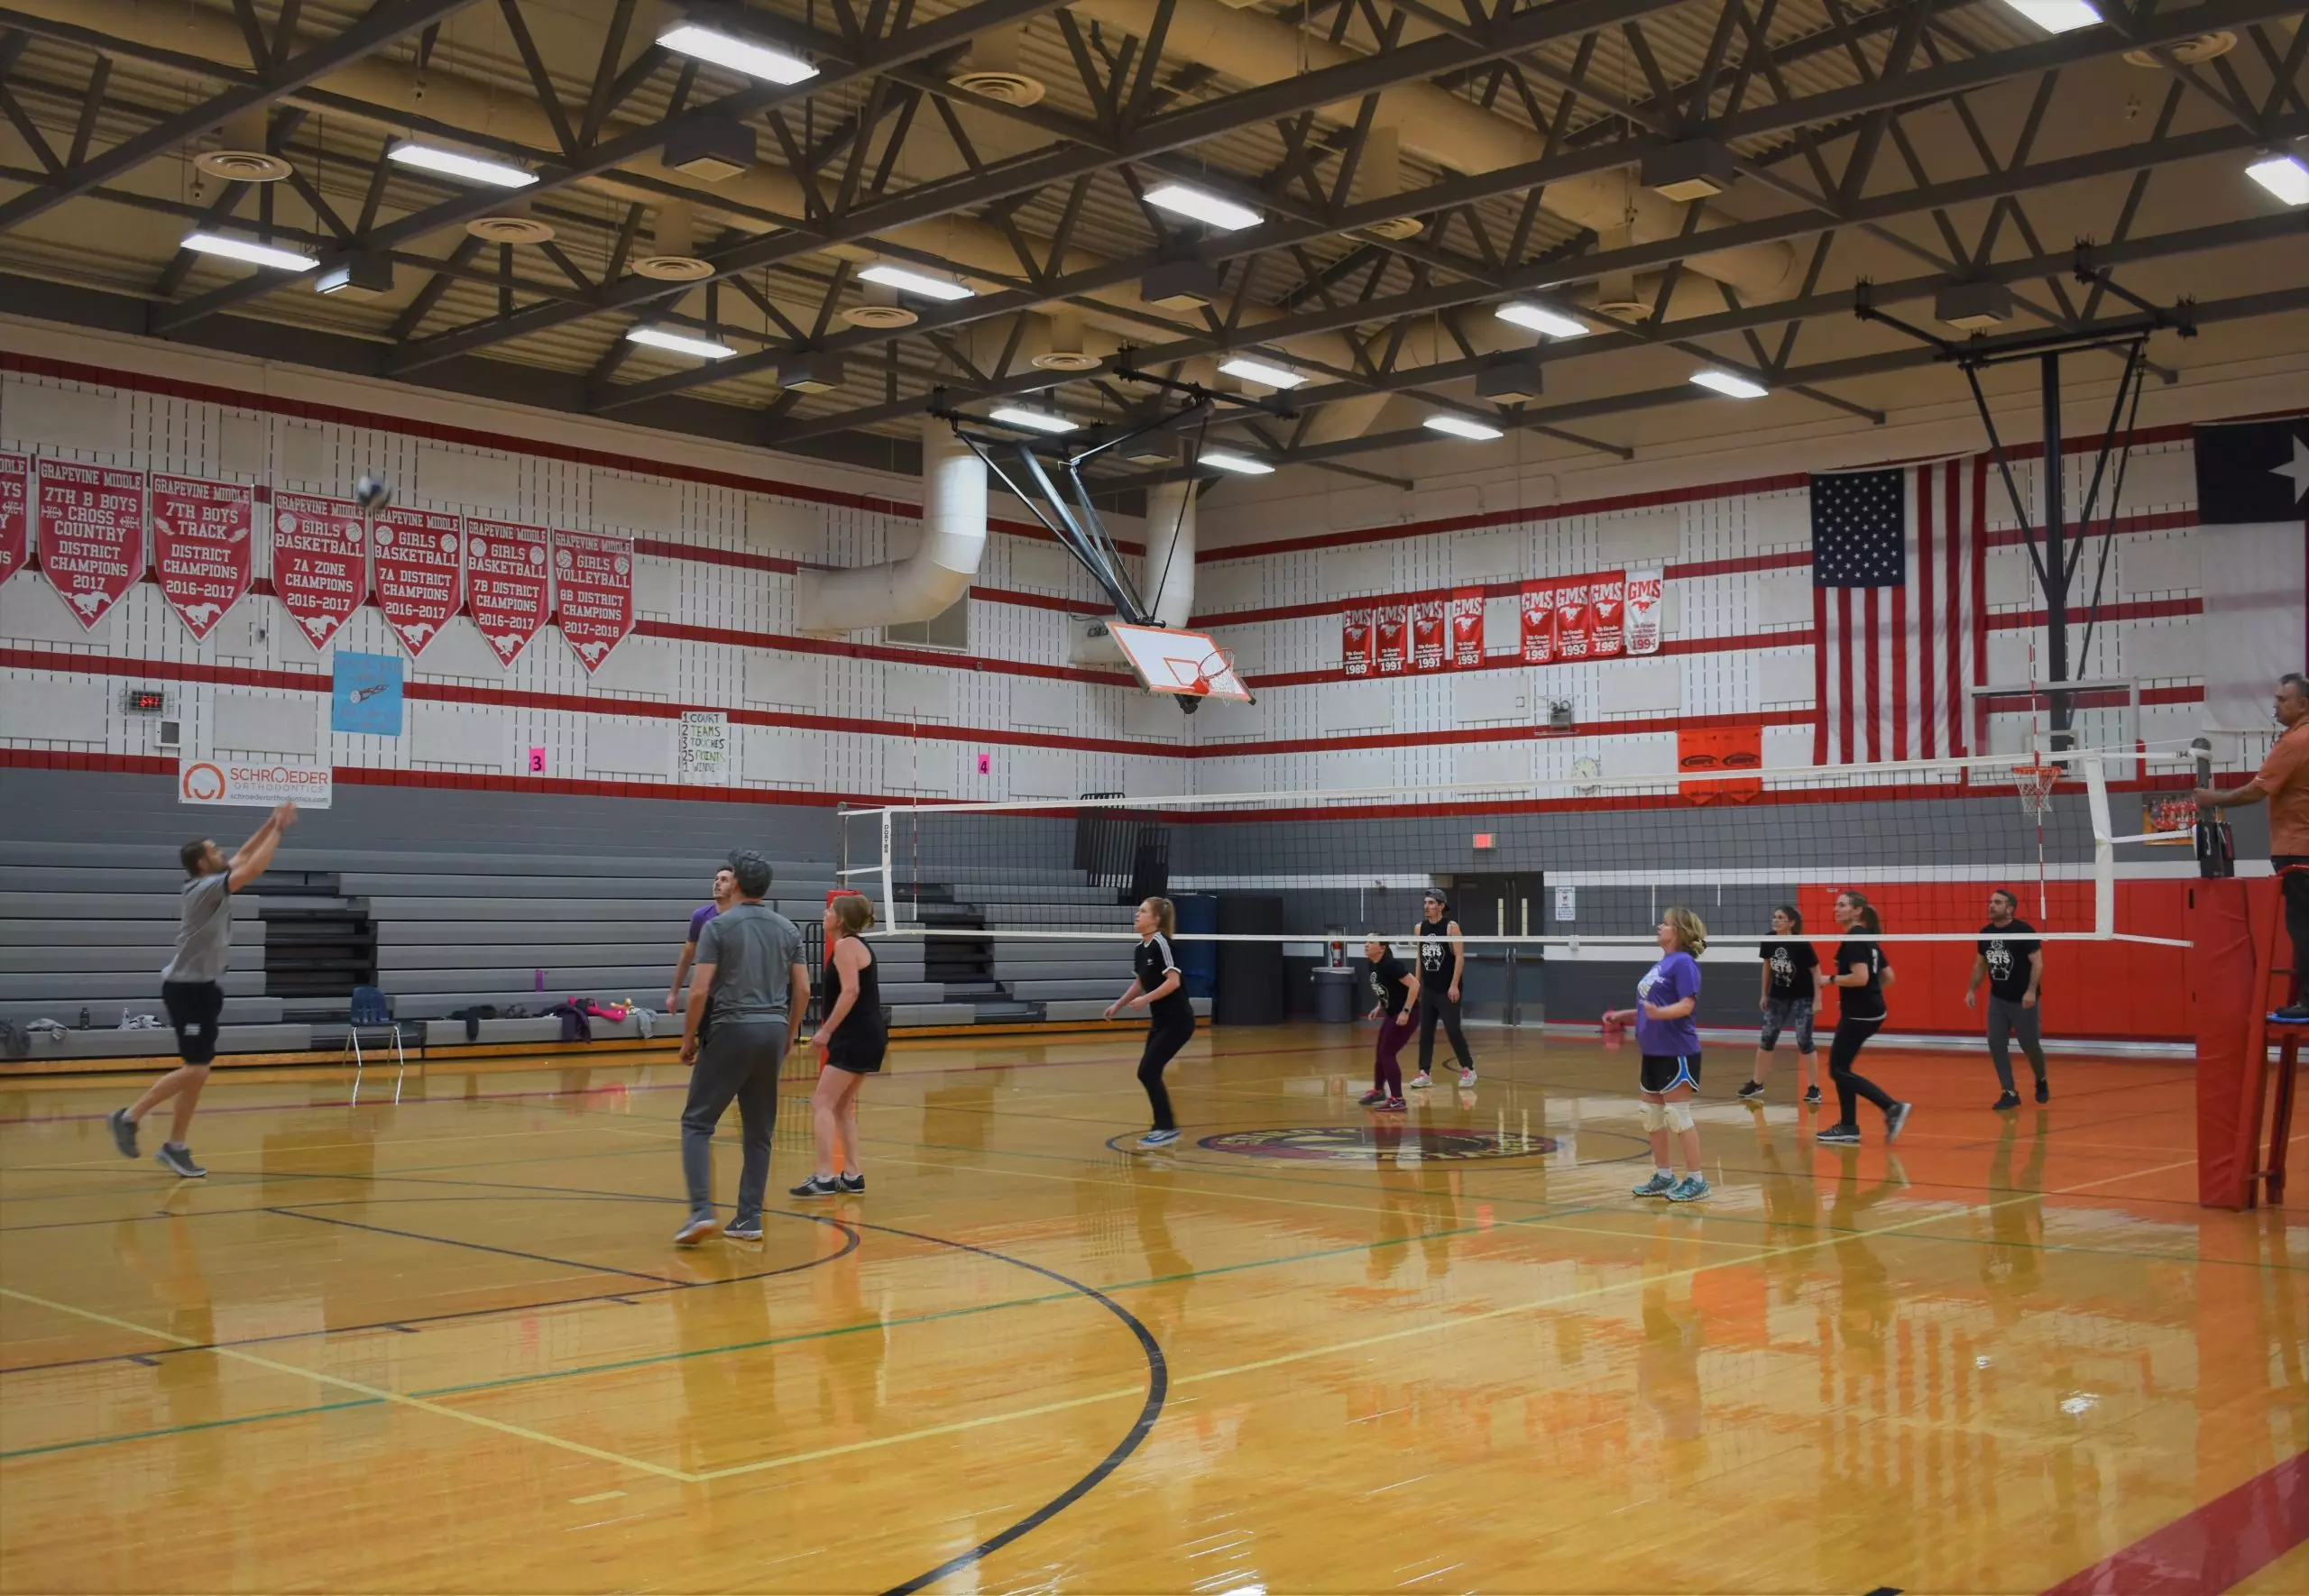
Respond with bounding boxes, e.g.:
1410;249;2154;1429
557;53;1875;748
1449;587;1485;668
1520;579;1556;664
151;474;254;642
1588;570;1626;658
466;518;551;666
1678;724;1762;803
178;756;333;810
0;453;26;585
1624;567;1665;656
1410;598;1448;672
271;493;367;650
1374;603;1408;674
1552;579;1592;659
1342;607;1374;676
552;528;635;673
36;460;143;630
374;506;464;658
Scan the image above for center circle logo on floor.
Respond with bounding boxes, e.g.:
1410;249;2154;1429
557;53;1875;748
1197;1127;1559;1162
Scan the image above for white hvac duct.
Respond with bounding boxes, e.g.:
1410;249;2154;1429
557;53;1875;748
795;417;987;635
1143;476;1198;628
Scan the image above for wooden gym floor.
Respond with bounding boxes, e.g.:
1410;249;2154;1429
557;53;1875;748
2;1024;2303;1594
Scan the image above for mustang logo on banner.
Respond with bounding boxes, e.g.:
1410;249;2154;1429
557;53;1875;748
151;475;254;642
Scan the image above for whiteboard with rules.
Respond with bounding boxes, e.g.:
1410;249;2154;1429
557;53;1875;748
1107;621;1253;701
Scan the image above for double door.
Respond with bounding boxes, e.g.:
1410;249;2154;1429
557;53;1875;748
1446;872;1542;1025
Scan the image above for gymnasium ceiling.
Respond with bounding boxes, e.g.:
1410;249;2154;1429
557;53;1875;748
0;0;2302;488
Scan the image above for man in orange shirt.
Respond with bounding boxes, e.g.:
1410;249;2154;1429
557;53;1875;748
2195;672;2309;1021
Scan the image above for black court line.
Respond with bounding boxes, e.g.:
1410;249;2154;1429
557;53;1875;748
265;1206;695;1285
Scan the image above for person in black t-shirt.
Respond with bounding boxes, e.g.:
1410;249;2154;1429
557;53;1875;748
1965;887;2047;1110
1817;890;1912;1148
1358;935;1421;1109
1740;904;1822;1105
1412;891;1476;1086
1107;896;1194;1149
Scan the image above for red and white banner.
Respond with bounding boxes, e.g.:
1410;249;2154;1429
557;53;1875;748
1374;603;1408;674
1520;580;1555;665
1588;570;1626;658
151;474;254;642
1410;598;1448;672
36;461;144;631
1552;579;1593;659
1342;607;1374;676
1624;567;1664;656
465;518;551;666
0;453;26;586
374;506;465;658
271;494;367;650
552;528;635;673
1449;588;1485;668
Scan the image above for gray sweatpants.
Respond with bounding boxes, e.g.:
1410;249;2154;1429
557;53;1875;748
680;1018;787;1225
1985;994;2047;1092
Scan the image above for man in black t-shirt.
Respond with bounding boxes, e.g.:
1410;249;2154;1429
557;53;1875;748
1360;936;1420;1108
1965;888;2047;1110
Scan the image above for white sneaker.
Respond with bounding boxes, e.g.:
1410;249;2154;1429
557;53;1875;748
1458;1069;1477;1087
1410;1073;1433;1088
1137;1128;1181;1149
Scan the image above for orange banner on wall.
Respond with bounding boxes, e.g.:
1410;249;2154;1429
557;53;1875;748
1678;726;1762;803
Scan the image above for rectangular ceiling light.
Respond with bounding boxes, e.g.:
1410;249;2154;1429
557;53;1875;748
657;21;818;84
857;263;973;300
388;142;537;188
1145;182;1263;233
2245;152;2309;205
989;406;1081;434
1993;0;2100;31
1217;356;1304;390
1423;414;1504;441
180;232;315;271
1689;369;1769;399
1495;301;1590;338
626;325;737;359
1201;449;1274;475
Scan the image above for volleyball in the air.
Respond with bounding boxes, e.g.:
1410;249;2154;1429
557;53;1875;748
354;472;393;513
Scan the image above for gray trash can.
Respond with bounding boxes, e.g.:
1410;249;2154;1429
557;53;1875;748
1311;968;1357;1023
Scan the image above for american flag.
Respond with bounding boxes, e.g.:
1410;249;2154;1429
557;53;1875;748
1811;457;1983;764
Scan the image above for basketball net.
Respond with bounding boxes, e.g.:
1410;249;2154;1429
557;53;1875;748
1187;647;1236;697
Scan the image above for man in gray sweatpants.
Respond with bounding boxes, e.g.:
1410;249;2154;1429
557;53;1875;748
675;850;806;1246
1965;887;2047;1112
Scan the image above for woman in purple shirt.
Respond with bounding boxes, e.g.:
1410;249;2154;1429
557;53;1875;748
1630;907;1710;1204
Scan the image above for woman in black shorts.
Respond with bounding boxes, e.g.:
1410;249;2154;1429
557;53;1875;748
1107;896;1193;1149
1817;889;1913;1148
792;893;886;1197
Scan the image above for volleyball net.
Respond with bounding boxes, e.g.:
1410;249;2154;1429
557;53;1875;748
838;745;2215;952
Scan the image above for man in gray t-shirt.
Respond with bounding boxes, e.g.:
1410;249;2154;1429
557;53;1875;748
675;850;808;1246
109;802;297;1180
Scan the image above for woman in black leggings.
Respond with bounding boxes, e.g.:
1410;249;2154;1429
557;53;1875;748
1108;895;1193;1150
1412;891;1476;1087
1817;889;1914;1148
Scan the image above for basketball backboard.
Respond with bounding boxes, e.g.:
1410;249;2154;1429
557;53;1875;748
1108;621;1253;701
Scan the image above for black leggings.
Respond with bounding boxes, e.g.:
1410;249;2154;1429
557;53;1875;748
1827;1014;1895;1126
1139;1013;1194;1132
1417;987;1475;1074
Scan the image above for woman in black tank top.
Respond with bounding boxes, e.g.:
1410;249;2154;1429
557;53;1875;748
793;894;887;1198
1412;891;1476;1087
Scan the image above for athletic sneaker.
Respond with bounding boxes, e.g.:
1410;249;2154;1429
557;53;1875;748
673;1215;720;1246
1992;1089;2022;1112
107;1108;138;1159
1458;1069;1477;1087
723;1217;764;1242
1632;1171;1677;1198
1736;1080;1765;1101
1137;1128;1181;1149
838;1172;865;1194
1666;1174;1711;1204
1884;1101;1914;1142
1358;1088;1388;1106
2272;1003;2309;1023
1802;1086;1822;1105
153;1142;205;1179
1382;1096;1407;1112
1410;1073;1433;1088
789;1175;842;1197
1817;1124;1862;1146
2034;1078;2051;1104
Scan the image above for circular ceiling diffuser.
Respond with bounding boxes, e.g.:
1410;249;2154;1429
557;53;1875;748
1030;350;1102;371
632;253;714;280
842;303;920;328
2123;30;2235;64
194;149;292;182
1361;216;1424;241
466;215;557;245
950;69;1046;106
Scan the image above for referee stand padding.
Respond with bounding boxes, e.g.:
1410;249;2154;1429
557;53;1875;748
2189;873;2305;1209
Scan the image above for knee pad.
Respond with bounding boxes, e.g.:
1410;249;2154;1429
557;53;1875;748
1664;1102;1696;1133
1640;1100;1667;1133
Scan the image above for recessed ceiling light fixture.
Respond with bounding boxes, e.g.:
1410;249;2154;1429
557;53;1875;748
1217;356;1305;390
1495;301;1590;338
387;142;537;188
1689;369;1769;399
625;325;738;359
179;232;314;271
1993;0;2101;32
989;406;1081;434
857;263;973;300
2245;151;2309;205
657;18;818;83
1423;414;1504;441
1145;182;1263;232
1201;449;1274;475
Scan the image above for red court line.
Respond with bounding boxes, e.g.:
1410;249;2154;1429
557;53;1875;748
2041;1452;2306;1595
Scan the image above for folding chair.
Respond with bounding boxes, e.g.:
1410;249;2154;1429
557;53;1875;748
345;985;409;1105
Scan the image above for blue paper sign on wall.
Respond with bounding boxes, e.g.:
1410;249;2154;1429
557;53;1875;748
332;650;404;736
